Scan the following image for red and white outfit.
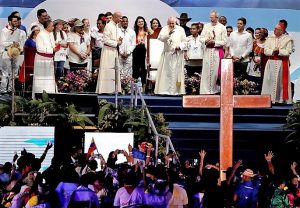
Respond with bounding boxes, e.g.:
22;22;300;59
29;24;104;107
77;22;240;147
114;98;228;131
262;34;293;103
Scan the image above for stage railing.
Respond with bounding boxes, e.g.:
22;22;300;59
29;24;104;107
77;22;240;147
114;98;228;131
130;82;180;166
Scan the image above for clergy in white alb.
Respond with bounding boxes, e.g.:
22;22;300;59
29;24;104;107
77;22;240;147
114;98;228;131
96;12;123;94
154;17;186;95
0;15;26;93
32;20;58;98
199;10;228;94
261;23;294;104
118;16;136;76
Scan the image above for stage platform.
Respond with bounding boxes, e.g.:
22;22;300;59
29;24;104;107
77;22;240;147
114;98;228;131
99;95;294;167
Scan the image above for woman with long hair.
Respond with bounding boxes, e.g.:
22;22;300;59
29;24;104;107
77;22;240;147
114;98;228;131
91;17;106;72
132;16;148;88
51;19;68;80
19;25;40;88
150;18;162;31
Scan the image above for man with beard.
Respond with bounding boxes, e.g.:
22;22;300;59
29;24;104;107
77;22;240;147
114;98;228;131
0;14;26;94
29;9;49;30
118;16;136;76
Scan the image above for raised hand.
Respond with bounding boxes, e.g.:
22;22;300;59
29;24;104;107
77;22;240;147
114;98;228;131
233;159;242;169
199;150;207;159
264;151;274;162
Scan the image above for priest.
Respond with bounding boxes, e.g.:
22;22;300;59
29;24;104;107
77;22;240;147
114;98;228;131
96;11;123;94
199;10;228;94
261;23;294;104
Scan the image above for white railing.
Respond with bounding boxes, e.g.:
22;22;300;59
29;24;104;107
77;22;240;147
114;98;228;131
129;82;180;166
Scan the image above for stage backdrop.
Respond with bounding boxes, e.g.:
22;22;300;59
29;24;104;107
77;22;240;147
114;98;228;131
0;0;299;100
0;126;54;171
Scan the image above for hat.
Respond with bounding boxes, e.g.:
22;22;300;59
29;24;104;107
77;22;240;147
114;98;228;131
242;169;255;177
53;19;66;25
177;13;192;21
73;19;84;27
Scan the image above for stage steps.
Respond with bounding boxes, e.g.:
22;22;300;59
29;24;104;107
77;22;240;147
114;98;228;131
98;95;293;168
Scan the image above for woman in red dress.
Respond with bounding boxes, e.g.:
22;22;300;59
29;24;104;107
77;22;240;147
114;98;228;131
19;25;40;88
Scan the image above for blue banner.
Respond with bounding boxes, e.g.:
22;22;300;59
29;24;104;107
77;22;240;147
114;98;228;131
161;0;300;10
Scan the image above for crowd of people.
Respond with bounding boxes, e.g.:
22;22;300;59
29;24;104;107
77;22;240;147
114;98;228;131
0;141;299;207
0;9;295;103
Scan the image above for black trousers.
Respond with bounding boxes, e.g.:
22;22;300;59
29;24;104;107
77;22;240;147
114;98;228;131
132;44;147;84
69;62;88;72
186;65;202;77
234;61;248;79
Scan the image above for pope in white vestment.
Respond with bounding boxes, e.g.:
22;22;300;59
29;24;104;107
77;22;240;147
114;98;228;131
154;17;186;95
96;12;122;94
199;11;228;94
261;23;293;104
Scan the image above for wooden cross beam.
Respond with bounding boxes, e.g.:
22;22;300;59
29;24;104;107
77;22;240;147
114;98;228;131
183;59;271;171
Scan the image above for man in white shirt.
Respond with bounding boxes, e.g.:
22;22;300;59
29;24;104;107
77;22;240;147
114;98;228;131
67;20;91;71
184;23;203;77
0;14;26;93
118;16;136;76
200;10;228;94
29;9;49;30
229;17;253;79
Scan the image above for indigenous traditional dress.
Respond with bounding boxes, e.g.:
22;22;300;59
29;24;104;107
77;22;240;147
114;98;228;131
184;34;203;77
199;22;228;94
154;25;186;95
19;38;36;83
32;29;56;98
261;34;293;103
96;20;121;94
247;40;267;81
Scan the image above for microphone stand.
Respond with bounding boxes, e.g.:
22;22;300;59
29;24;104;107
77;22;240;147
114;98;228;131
10;57;17;125
114;57;119;107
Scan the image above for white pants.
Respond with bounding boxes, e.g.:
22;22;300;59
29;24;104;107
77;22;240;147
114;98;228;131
119;55;133;76
0;56;18;93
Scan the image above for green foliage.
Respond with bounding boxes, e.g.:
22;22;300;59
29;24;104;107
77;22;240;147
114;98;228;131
98;100;172;149
0;99;10;125
0;91;94;128
284;102;300;151
66;104;94;128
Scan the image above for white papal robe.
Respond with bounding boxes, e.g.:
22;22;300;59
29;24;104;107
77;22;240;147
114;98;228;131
199;22;227;94
261;34;293;104
154;25;186;95
32;29;56;98
96;20;121;94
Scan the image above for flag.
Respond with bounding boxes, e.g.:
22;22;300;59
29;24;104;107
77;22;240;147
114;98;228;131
86;138;97;160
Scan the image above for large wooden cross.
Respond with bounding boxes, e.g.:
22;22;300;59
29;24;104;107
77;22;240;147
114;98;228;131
183;59;271;171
